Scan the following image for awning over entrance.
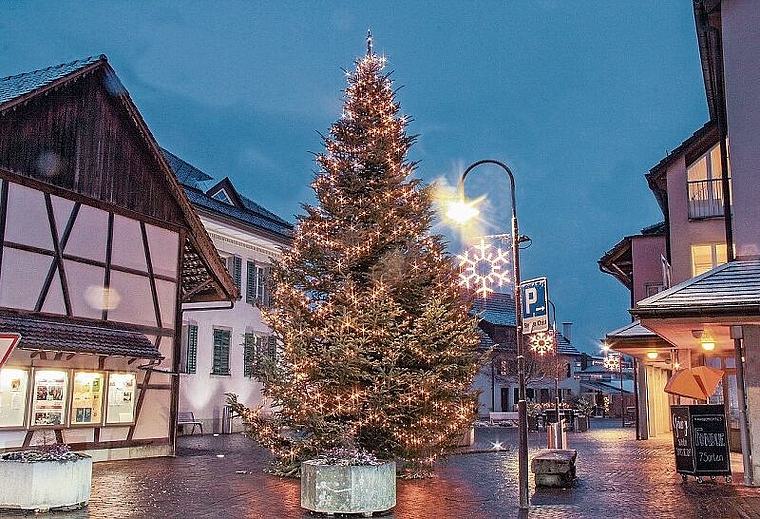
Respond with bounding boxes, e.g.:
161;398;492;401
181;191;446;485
0;313;162;360
630;259;760;355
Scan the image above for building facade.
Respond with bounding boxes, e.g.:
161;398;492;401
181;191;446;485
601;0;760;484
165;152;292;433
0;56;236;460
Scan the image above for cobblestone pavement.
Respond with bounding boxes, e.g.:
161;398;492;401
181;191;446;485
3;419;759;518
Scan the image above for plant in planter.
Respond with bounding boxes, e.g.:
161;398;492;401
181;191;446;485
0;440;92;512
301;447;396;516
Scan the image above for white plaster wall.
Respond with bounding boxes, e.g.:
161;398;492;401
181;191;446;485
722;0;760;258
179;220;281;433
65;204;108;263
4;183;52;250
145;224;179;278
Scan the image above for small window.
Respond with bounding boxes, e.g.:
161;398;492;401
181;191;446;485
212;189;233;205
246;261;269;306
212;328;231;376
243;333;277;378
645;284;664;297
691;243;728;277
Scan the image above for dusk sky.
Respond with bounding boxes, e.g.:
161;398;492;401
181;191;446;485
1;2;709;353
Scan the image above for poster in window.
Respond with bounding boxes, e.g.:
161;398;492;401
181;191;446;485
71;371;104;425
106;373;137;424
31;370;68;427
0;368;29;427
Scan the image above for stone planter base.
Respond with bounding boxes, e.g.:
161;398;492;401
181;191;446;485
0;454;92;511
301;460;396;516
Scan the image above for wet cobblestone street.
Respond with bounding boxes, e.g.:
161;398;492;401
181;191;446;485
3;419;759;518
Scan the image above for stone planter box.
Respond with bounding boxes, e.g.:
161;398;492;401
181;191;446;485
0;454;92;512
301;460;396;516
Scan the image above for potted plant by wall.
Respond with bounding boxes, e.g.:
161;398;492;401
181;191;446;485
300;447;395;517
0;440;92;512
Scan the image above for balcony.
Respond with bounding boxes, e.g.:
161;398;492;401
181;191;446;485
687;178;728;219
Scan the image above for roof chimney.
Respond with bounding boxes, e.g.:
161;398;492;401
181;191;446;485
562;322;572;342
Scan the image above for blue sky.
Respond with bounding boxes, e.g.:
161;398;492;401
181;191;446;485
1;2;708;353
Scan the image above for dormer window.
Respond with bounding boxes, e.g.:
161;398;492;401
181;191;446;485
212;188;233;205
687;141;731;219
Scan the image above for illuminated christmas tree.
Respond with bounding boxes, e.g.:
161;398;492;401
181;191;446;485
229;34;482;477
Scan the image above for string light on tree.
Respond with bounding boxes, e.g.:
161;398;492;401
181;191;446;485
225;31;483;478
457;238;511;298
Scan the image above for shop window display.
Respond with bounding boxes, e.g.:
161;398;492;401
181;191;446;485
31;370;68;426
106;373;137;424
0;368;29;427
70;371;104;425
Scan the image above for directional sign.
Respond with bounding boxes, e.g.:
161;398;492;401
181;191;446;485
520;277;548;334
0;333;21;369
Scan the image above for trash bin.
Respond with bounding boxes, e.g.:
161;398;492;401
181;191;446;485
221;405;234;434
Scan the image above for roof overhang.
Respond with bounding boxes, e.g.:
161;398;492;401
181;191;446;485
0;313;162;360
630;259;760;357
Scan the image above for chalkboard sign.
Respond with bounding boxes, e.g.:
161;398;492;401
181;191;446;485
671;406;694;473
691;405;730;475
671;404;730;477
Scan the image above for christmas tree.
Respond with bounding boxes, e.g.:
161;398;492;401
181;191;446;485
229;33;483;477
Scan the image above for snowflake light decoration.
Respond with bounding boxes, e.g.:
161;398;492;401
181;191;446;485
457;238;511;298
529;331;555;356
603;354;621;372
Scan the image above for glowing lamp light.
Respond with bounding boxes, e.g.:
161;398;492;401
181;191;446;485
445;199;479;224
701;341;716;351
529;331;555;356
646;351;658;360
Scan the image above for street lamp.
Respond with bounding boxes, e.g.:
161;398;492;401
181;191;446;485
447;159;529;510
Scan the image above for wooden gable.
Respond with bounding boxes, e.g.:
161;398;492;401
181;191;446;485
0;62;185;225
0;56;239;304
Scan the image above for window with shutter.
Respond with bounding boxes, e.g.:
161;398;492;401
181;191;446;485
246;261;257;304
212;328;231;375
243;333;255;378
186;324;198;374
232;256;242;290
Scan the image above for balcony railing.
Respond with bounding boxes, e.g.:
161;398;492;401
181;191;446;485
687;178;728;219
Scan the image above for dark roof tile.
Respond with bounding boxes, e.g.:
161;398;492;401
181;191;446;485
0;55;105;105
1;314;162;359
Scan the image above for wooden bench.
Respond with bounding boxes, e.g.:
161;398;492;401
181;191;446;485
177;411;203;435
531;449;577;488
489;411;519;426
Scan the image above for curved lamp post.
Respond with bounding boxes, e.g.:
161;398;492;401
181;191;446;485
446;159;529;510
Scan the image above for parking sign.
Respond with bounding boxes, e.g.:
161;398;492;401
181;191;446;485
520;278;548;334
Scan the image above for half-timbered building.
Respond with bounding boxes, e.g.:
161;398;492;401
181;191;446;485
0;55;237;460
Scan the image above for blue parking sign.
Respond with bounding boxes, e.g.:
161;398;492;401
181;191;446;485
520;277;548;334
